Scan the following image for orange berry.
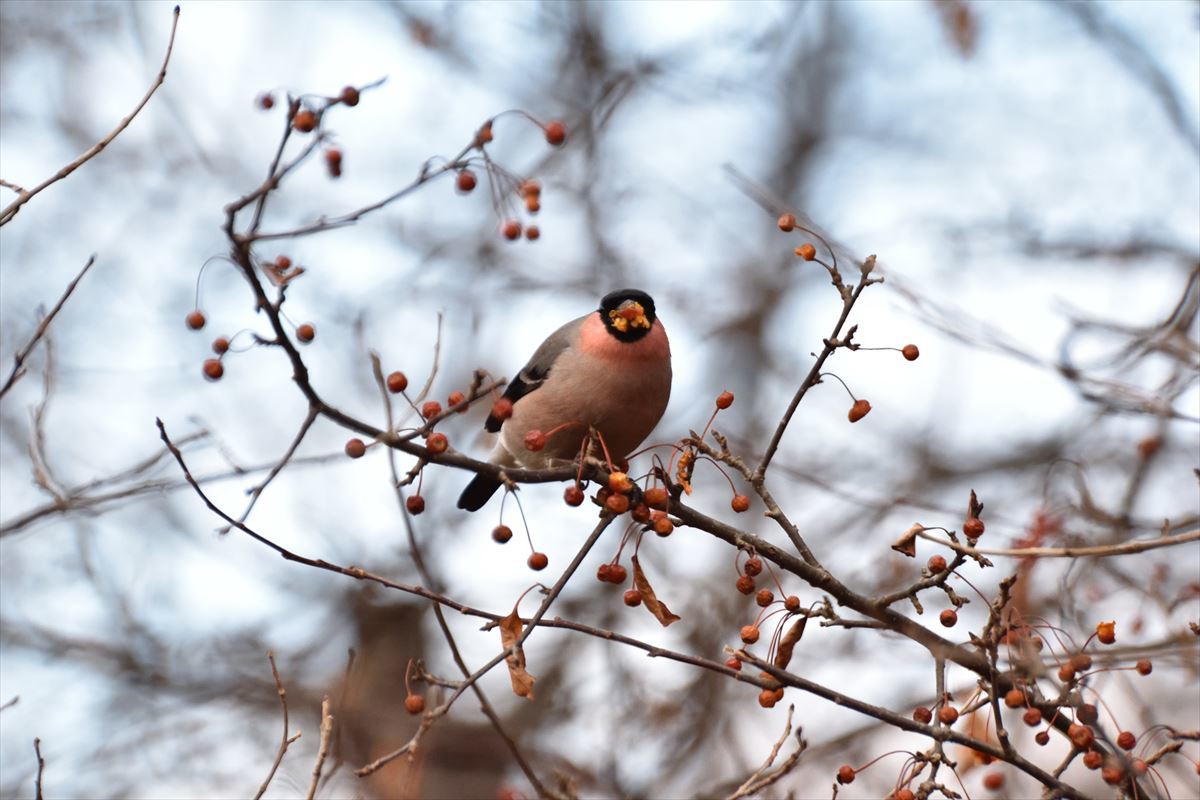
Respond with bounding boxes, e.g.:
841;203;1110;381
716;390;735;409
940;609;958;627
339;86;360;106
406;495;425;515
257;93;275;110
605;493;630;515
525;225;540;241
520;179;541;197
426;432;448;454
652;516;674;537
1082;750;1103;770
502;220;522;240
1102;766;1125;785
927;554;947;573
186;310;206;330
755;589;774;607
795;243;817;261
777;213;796;232
1117;731;1136;750
608;564;627;584
202;358;224;381
725;657;742;672
644;487;668;508
1022;707;1042;726
836;765;855;784
1070;653;1093;672
847;399;871;423
324;148;343;178
982;771;1004;790
1137;436;1162;460
631;503;650;523
527;552;548;571
292;109;317;133
475;121;494;146
386;371;408;393
544;120;566;146
404;694;425;714
455;169;477;193
739;625;760;644
490;397;513;422
735;575;755;595
894;791;915;800
212;337;230;355
913;706;933;724
902;344;920;361
784;595;801;612
938;705;959;725
421;401;442;420
492;525;513;544
1096;620;1116;645
731;494;750;513
744;557;763;577
1068;723;1095;750
596;563;612;582
1004;688;1024;708
296;323;315;343
1058;663;1076;682
563;485;584;506
608;472;633;494
1136;658;1152;675
623;589;642;607
963;517;985;538
447;390;466;410
525;195;541;214
274;254;292;270
758;688;778;708
344;438;366;458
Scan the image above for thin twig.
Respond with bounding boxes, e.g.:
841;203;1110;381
254;651;301;800
33;738;44;800
0;255;96;399
916;527;1199;559
0;7;180;226
227;406;319;531
725;705;805;800
305;696;333;800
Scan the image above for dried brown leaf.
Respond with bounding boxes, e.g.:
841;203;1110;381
632;555;680;627
498;608;536;700
774;616;808;670
892;523;924;558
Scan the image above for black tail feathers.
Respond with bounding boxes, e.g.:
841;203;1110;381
457;473;503;511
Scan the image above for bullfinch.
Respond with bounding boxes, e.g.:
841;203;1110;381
457;289;672;511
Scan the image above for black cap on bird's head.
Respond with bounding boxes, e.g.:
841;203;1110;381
599;289;657;342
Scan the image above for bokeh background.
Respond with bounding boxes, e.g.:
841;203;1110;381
1;1;1197;798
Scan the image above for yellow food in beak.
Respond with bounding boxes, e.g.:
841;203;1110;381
608;301;650;333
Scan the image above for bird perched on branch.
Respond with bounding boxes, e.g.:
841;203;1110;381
457;289;672;511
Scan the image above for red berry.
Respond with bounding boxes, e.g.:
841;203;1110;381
1022;707;1042;726
502;220;522;241
940;609;958;627
757;688;778;708
406;495;425;515
344;438;366;458
274;254;292;270
744;557;763;577
492;525;513;544
847;398;871;423
982;771;1004;790
292;109;317;133
777;213;796;232
755;589;774;607
525;225;540;241
426;432;448;454
490;397;513;422
404;694;425;714
895;791;915;800
544;120;566;146
564;485;584;506
257;93;275;110
186;310;206;330
902;344;920;361
421;401;442;420
652;516;674;537
520;179;541;198
938;705;959;725
1136;658;1152;675
963;517;985;538
927;554;947;573
740;625;760;644
1082;750;1103;770
913;706;933;724
202;358;224;381
716;390;735;409
608;472;633;493
1067;723;1095;749
456;170;477;193
1077;703;1098;724
1117;730;1136;750
447;390;466;410
596;563;611;582
296;323;315;343
527;552;548;571
784;595;801;612
340;86;360;106
524;430;546;451
324;148;343;178
731;494;750;513
1096;620;1116;645
631;503;650;523
608;564;627;584
1004;688;1024;708
605;493;630;515
1035;731;1050;746
212;337;230;355
1102;766;1125;785
1058;663;1076;682
836;765;855;785
386;371;408;393
796;243;817;261
735;575;756;595
725;657;742;671
623;589;642;607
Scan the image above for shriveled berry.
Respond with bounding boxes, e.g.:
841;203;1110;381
1023;707;1042;726
631;503;650;523
902;344;920;361
608;564;627;584
456;170;477;193
474;121;494;146
608;472;633;494
758;688;778;708
740;625;760;644
544;120;566;146
1067;723;1095;749
1117;730;1136;750
1035;731;1050;746
340;85;360;106
731;494;750;513
492;525;513;544
1096;620;1116;645
421;401;442;420
345;438;366;458
404;694;425;714
777;213;796;232
296;323;315;343
596;563;612;582
490;397;513;421
784;595;801;612
755;589;774;607
796;243;817;261
525;225;540;241
386;371;408;393
502;220;522;240
963;517;985;538
1004;688;1024;708
406;495;425;515
716;390;735;409
1077;703;1098;724
938;705;959;725
847;398;871;423
1070;653;1093;673
1136;658;1152;675
186;310;206;330
1082;750;1103;770
643;486;668;508
744;557;763;577
212;337;230;355
913;706;933;724
446;391;466;411
927;554;947;573
940;609;958;627
527;552;548;571
623;589;642;607
564;485;584;506
426;432;448;454
524;430;546;451
605;493;630;514
653;516;674;537
836;764;855;785
203;359;224;381
292;109;317;132
735;575;755;595
1058;663;1076;682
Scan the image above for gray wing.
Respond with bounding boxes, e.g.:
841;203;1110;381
484;314;586;432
